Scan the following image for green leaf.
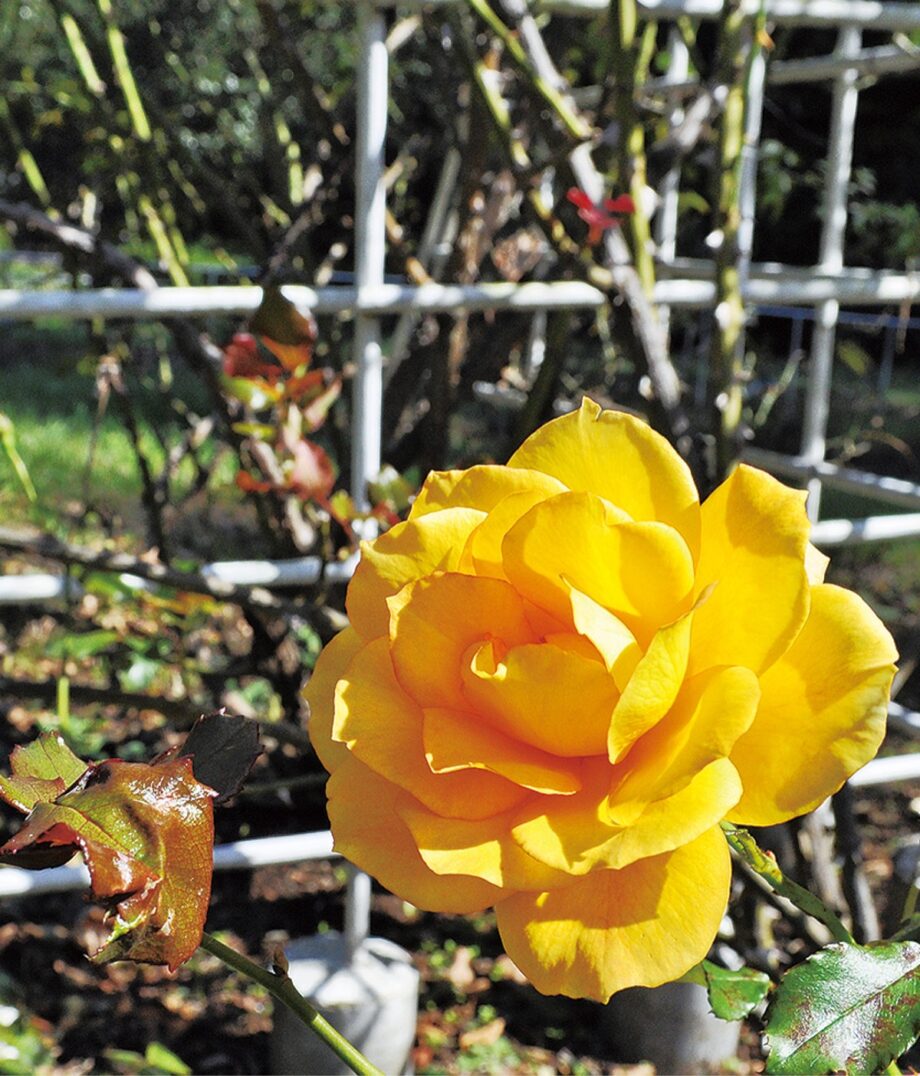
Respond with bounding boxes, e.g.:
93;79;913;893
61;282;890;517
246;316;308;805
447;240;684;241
702;961;771;1021
46;628;121;661
765;941;920;1074
0;732;88;812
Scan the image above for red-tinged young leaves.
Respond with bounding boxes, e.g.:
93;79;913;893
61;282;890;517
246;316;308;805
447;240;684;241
0;732;87;812
222;333;282;382
765;941;920;1074
566;187;635;245
250;286;317;372
0;734;220;971
288;438;335;501
299;375;342;431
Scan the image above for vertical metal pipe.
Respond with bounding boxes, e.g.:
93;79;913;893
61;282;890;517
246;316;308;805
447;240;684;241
655;27;690;338
344;0;389;958
352;1;388;513
801;25;861;519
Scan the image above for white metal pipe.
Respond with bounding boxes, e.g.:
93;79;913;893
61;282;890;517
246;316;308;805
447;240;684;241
888;701;920;736
801;26;862;520
352;2;389;515
0;830;339;899
200;554;358;588
521;0;920;31
0;574;83;603
811;514;920;546
851;754;920;788
743;447;920;511
6;271;920;321
655;28;690;337
769;45;920;84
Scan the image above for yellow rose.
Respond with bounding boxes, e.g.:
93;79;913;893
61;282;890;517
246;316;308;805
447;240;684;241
306;398;897;1002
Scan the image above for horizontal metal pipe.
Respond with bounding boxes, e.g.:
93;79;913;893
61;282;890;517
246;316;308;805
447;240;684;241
0;575;83;604
811;514;920;546
0;830;339;899
542;0;920;30
742;448;920;511
0;281;607;321
5;266;920;321
851;753;920;788
645;46;920;92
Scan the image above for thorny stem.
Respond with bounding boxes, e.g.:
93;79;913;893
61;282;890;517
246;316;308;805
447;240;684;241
199;931;383;1076
721;822;855;945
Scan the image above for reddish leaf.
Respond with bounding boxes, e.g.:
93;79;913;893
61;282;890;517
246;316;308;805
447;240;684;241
222;333;282;382
566;187;634;245
289;439;336;501
0;751;216;971
0;732;87;813
235;470;274;494
296;375;342;431
250;287;317;372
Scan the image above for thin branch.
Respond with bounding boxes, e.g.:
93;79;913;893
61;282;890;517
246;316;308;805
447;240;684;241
0;675;311;751
199;932;382;1076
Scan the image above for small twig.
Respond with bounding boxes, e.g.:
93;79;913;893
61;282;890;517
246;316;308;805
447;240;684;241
0;674;312;751
199;931;382;1076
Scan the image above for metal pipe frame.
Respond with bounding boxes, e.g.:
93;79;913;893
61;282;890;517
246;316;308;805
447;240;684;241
373;0;920;31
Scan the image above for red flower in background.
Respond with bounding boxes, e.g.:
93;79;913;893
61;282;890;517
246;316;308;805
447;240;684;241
566;188;635;246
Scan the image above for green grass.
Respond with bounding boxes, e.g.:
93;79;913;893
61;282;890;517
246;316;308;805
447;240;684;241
0;324;237;535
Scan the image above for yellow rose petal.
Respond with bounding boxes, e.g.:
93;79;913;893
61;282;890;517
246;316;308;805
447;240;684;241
388;573;535;709
304;626;363;774
466;479;571;579
567;585;641;691
508;397;702;559
729;583;898;826
332;637;527;820
607;612;693;763
423;707;583;794
608;665;760;820
328;756;502;914
461;639;618;757
509;760;619;876
346;506;486;640
408;468;466;518
601;758;742;868
396;791;574;890
690;464;811;675
495;826;731;1001
502;492;695;641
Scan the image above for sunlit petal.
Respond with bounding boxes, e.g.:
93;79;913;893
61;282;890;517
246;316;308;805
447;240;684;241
346;507;486;640
423;707;583;794
396;792;574;890
495;827;730;1001
388;573;535;709
328;756;502;914
303;626;363;774
461;639;617;757
729;584;898;825
691;465;810;675
332;638;527;820
508;397;701;558
502;492;695;642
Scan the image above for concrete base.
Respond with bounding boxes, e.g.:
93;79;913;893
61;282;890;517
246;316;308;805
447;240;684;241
602;981;741;1074
268;931;420;1075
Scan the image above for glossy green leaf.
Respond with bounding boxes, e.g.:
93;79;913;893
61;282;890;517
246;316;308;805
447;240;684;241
0;755;216;971
765;941;920;1074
